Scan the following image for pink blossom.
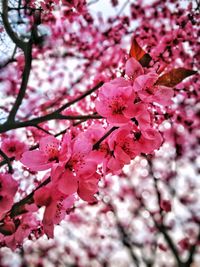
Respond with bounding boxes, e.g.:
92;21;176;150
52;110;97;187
0;217;16;236
78;172;99;202
106;124;139;171
134;128;163;154
109;125;138;163
51;165;78;196
1;138;27;160
2;214;39;250
125;57;144;80
134;72;174;106
34;183;75;238
52;134;99;202
95;78;136;125
20;134;71;171
160;200;172;212
21;135;60;171
178;237;190;251
82;125;109;163
0;173;18;219
126;102;151;130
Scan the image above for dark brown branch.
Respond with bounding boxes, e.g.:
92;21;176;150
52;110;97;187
34;125;53;135
0;157;15;168
117;221;140;267
0;177;51;227
9;176;51;219
0;114;102;133
55;81;104;114
107;202;140;267
133;176;183;267
147;157;163;217
0;81;103;133
184;225;200;267
0;149;13;173
1;0;26;50
7;41;32;122
93;126;118;150
154;220;183;266
2;1;41;122
0;45;17;70
146;158;183;266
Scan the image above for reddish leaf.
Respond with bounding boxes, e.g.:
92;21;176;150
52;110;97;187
156;68;197;87
129;39;146;61
129;39;152;67
139;53;152;67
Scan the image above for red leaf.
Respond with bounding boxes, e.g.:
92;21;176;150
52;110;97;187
129;39;152;67
129;39;146;61
156;68;197;87
139;53;152;67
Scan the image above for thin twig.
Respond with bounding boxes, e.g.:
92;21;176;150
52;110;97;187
55;81;104;114
146;158;183;266
34;125;53;135
93;126;118;150
0;45;17;70
184;225;200;267
0;176;51;224
0;149;13;173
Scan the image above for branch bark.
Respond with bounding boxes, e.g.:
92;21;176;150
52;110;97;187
0;149;13;173
7;41;32;122
0;82;103;133
1;0;26;50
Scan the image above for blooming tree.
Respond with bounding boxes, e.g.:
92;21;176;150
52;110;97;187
0;0;199;266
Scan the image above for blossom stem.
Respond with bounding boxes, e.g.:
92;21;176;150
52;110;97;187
93;126;118;150
10;177;51;219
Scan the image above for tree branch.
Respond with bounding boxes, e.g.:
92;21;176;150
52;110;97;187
0;149;13;173
7;41;32;122
0;45;17;70
93;126;118;150
146;158;183;266
0;113;102;133
55;81;104;114
154;220;183;266
184;225;200;267
0;80;103;133
107;202;140;267
0;177;51;229
1;0;26;50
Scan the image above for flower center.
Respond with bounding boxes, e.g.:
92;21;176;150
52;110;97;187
110;98;126;115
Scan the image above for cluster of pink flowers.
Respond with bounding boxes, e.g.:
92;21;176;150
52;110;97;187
0;0;198;254
0;0;198;264
1;40;196;247
8;55;173;238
